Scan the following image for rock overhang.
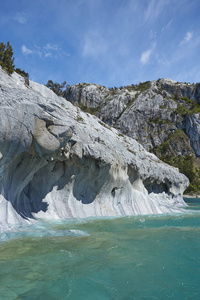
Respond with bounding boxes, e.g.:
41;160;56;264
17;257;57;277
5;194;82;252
0;68;189;231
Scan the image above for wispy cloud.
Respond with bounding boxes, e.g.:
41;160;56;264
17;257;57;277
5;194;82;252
22;43;69;58
180;31;193;45
44;43;60;51
14;12;27;24
22;45;42;57
140;43;156;65
82;32;108;59
22;45;33;55
145;0;169;21
162;19;173;32
165;19;173;29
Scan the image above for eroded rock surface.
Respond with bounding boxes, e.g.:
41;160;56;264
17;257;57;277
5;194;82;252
65;79;200;156
65;79;200;192
0;68;189;231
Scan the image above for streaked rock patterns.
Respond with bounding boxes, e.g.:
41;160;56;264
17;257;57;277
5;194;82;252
0;68;189;231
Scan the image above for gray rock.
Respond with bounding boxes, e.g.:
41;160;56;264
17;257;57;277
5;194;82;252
65;79;200;158
0;68;189;231
157;79;200;103
186;113;200;156
64;83;109;108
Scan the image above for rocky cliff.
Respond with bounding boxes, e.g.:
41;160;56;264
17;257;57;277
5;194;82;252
64;79;200;193
0;68;189;231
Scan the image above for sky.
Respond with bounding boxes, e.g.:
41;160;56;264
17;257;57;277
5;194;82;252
0;0;200;87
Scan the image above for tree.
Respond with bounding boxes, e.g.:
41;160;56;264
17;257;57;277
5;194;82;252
0;41;15;75
15;68;29;78
46;80;67;96
0;42;5;63
15;68;29;86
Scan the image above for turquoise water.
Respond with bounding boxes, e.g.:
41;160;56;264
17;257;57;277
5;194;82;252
0;199;200;299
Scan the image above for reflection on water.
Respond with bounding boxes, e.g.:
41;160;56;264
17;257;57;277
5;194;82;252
0;199;200;299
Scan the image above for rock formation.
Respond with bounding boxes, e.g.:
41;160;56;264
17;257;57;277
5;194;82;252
64;79;200;192
0;68;189;231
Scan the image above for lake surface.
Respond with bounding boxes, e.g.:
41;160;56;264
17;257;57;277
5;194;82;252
0;198;200;299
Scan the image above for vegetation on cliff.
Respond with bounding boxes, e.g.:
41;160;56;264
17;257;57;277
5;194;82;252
0;41;29;84
152;129;200;193
63;80;200;194
0;41;15;75
46;80;67;96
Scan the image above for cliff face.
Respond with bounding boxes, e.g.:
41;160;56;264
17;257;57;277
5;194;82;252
64;79;200;192
0;68;189;231
64;80;200;154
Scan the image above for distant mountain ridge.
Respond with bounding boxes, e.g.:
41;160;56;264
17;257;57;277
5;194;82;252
64;79;200;193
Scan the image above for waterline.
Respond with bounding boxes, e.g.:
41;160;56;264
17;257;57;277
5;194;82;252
0;199;200;299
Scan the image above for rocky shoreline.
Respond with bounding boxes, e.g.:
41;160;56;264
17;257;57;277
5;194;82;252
183;194;200;198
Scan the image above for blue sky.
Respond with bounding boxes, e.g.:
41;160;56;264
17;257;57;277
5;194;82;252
1;0;200;87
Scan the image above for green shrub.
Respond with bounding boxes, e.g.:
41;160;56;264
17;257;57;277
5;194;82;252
15;68;29;78
15;68;29;86
174;96;200;116
152;150;200;193
46;80;67;96
0;41;15;75
175;104;188;116
124;81;151;93
151;129;200;193
78;103;100;115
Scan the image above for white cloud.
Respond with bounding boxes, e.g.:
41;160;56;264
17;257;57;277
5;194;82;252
14;12;27;24
83;32;108;58
21;43;69;58
44;52;52;58
165;19;173;29
145;0;169;21
44;43;60;51
162;19;173;32
140;49;152;64
22;45;33;55
140;43;156;65
180;31;193;45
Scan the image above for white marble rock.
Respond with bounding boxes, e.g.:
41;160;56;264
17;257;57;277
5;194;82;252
0;67;189;232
